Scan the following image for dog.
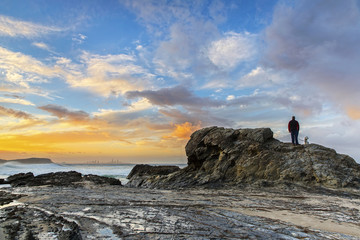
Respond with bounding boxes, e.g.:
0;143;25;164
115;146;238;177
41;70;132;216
304;136;309;145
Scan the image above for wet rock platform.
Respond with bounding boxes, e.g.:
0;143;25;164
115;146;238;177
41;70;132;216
1;184;360;239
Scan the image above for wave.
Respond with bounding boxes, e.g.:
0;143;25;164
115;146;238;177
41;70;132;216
0;162;66;177
1;161;24;169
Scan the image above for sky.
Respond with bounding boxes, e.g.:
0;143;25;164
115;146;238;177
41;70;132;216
0;0;359;164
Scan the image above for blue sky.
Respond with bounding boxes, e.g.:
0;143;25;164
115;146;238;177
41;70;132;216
0;0;359;163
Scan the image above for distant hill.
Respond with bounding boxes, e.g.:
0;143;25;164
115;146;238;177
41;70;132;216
0;158;54;164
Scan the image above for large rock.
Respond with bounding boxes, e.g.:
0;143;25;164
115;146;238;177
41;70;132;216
126;164;180;187
129;127;360;189
7;171;83;187
83;174;121;185
6;172;35;186
7;171;122;187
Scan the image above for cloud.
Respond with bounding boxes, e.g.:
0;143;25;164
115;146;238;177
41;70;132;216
39;104;89;121
124;0;237;83
207;32;257;70
124;0;201;30
225;87;324;118
32;42;51;51
0;84;54;100
271;90;323;117
0;47;59;89
159;108;200;125
10;131;113;144
165;122;202;140
0;96;34;106
72;33;87;44
59;52;151;97
93;108;153;128
159;107;234;128
124;1;261;90
0;104;45;131
0;15;62;38
0;105;34;119
263;0;360;119
126;85;225;108
152;20;223;86
346;107;360;120
237;67;285;88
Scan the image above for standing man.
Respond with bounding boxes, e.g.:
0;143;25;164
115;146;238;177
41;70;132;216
288;116;300;145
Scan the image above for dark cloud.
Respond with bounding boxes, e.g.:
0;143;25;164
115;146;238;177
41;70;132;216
126;85;225;108
0;105;34;119
39;104;89;121
263;0;360;117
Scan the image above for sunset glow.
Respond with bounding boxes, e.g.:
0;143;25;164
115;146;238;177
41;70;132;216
1;0;359;163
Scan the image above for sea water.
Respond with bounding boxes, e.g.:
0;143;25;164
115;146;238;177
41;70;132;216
0;162;186;185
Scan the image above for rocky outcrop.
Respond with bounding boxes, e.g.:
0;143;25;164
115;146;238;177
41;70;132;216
126;164;180;187
83;174;122;185
6;172;35;186
127;127;360;189
6;171;122;187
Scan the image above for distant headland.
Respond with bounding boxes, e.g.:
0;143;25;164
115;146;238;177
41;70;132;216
0;158;54;164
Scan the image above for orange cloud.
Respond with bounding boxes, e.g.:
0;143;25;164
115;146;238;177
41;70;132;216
169;122;202;140
0;105;200;163
346;106;360;120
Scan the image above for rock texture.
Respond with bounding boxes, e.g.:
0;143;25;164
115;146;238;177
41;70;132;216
83;174;122;185
126;164;180;187
5;171;121;187
127;127;360;189
1;185;359;239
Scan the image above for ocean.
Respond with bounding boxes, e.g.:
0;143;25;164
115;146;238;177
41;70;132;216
0;162;186;185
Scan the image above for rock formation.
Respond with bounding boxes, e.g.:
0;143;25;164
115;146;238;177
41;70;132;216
5;171;122;187
127;127;360;189
126;164;180;187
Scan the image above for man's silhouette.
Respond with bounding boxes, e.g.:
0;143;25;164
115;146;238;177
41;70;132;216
288;116;300;145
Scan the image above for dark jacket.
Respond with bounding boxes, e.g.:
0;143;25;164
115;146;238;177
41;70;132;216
288;119;299;132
